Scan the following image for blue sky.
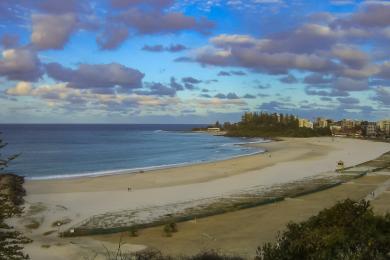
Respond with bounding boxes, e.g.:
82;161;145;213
0;0;389;123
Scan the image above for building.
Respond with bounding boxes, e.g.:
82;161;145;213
341;119;355;129
299;118;313;129
330;125;342;132
207;127;220;132
377;120;390;136
361;122;377;137
316;117;328;128
330;125;347;136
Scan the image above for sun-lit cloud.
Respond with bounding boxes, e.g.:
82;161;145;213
6;81;32;96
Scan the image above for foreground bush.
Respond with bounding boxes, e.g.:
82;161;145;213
163;221;178;237
256;199;390;260
102;248;243;260
185;250;244;260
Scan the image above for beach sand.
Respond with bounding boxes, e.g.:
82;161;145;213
17;137;390;259
95;171;390;259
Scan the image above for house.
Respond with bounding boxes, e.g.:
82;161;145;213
341;119;355;129
207;127;220;133
298;118;313;129
316;117;328;128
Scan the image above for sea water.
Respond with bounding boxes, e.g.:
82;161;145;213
0;124;266;180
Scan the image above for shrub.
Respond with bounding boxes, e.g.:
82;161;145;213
102;248;243;260
128;227;139;237
163;222;178;237
42;230;57;236
184;250;244;260
51;218;72;227
24;219;41;229
256;199;390;260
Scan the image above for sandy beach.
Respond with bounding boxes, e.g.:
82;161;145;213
17;137;390;259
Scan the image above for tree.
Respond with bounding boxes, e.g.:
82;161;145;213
0;133;31;260
0;137;19;171
256;199;390;260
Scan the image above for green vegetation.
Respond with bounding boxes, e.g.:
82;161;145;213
163;221;178;237
0;134;32;259
24;218;41;230
25;202;46;216
42;230;57;236
256;199;390;260
185;251;243;260
224;112;331;138
51;218;72;227
193;112;332;137
128;227;139;237
99;248;244;260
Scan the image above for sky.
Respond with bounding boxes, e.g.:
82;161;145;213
0;0;389;123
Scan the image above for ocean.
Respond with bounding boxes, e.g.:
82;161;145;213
0;124;266;180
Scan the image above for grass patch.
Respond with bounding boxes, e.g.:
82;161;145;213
163;222;178;237
43;230;57;236
51;218;72;227
128;227;139;237
26;202;47;216
55;204;68;210
24;218;41;229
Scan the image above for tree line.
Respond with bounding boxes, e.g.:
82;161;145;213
215;112;331;138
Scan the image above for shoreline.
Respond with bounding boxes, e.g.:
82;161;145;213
26;141;267;181
24;138;295;193
25;138;390;194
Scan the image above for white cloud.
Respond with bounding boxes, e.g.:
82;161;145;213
6;81;32;96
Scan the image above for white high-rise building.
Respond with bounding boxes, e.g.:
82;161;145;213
377;120;390;135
